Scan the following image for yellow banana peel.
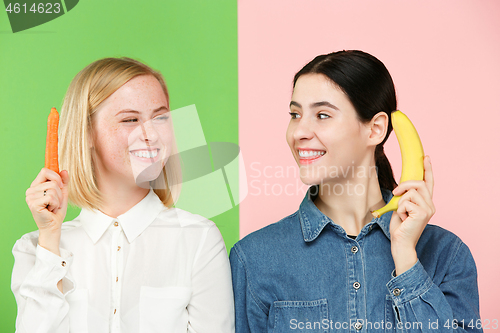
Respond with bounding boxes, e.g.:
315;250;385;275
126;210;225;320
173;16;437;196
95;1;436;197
371;110;425;218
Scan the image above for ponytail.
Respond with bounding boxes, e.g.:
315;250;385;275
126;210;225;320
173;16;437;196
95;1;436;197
375;145;397;191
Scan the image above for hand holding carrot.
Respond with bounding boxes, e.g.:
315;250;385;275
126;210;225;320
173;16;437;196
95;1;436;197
24;108;68;255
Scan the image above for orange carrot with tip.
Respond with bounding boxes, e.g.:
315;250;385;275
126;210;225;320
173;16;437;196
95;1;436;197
45;107;59;173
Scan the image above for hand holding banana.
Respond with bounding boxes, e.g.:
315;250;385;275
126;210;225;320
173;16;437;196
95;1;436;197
372;111;435;275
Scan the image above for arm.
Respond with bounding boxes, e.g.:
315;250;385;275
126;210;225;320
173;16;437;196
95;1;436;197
11;236;75;333
229;244;269;333
386;242;482;332
187;224;235;333
388;156;482;332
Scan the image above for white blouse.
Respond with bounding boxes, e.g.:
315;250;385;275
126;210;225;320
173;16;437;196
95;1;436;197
11;190;235;333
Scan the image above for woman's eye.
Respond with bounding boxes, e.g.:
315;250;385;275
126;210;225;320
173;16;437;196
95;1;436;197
289;112;301;119
122;118;138;123
318;113;330;119
153;115;169;122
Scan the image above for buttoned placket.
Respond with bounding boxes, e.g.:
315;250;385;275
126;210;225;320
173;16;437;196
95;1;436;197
345;232;367;332
110;219;124;333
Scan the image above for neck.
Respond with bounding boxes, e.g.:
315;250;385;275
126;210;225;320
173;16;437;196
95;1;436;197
314;170;387;236
96;176;150;218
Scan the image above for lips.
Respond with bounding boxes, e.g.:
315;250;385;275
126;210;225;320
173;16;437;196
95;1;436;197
297;149;326;165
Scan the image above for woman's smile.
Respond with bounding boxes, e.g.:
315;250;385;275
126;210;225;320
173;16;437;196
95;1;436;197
297;148;326;164
130;148;160;161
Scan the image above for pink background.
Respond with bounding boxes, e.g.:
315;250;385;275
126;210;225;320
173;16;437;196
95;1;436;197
238;0;500;321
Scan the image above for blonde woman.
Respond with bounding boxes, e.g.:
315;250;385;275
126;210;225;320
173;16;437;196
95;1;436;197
12;57;234;333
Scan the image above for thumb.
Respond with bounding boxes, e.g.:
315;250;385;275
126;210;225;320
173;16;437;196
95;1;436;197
55;170;69;217
60;170;69;186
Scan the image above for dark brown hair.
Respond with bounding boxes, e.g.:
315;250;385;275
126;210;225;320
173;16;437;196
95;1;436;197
293;50;398;190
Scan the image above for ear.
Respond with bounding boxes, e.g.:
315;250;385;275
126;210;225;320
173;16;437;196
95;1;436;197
367;111;388;146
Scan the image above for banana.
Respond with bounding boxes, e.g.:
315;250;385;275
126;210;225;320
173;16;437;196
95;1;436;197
371;110;425;218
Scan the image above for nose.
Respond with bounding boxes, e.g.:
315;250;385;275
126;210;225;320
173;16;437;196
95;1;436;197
139;119;159;143
292;116;314;141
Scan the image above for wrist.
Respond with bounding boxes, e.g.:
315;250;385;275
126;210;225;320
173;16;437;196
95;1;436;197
391;246;417;276
38;229;61;256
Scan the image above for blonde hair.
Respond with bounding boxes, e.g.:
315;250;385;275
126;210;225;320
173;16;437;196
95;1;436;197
59;57;182;210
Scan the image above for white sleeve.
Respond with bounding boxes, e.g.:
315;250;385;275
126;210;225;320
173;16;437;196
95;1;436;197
187;224;235;333
11;234;75;333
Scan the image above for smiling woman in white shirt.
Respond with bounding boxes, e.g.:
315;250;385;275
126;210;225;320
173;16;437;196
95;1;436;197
12;57;235;333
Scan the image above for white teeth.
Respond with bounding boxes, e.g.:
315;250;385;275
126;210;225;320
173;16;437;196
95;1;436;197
132;150;158;158
298;150;325;158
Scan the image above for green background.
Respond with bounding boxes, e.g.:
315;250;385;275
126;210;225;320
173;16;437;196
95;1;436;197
0;0;238;330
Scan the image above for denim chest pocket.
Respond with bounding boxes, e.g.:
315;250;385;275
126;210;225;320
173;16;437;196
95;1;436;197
139;286;191;333
270;298;329;333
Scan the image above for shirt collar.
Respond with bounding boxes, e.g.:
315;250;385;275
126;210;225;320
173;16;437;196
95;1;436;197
298;185;394;242
77;189;165;244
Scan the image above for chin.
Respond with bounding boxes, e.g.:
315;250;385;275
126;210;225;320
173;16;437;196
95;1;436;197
133;162;165;189
299;176;322;186
298;165;329;185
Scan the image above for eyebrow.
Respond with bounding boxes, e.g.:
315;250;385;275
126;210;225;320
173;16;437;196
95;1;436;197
115;106;168;116
289;101;339;111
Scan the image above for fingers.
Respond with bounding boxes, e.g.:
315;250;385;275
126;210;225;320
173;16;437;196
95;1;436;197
392;180;433;209
30;168;63;188
26;185;62;213
26;168;67;214
26;180;63;203
395;188;435;222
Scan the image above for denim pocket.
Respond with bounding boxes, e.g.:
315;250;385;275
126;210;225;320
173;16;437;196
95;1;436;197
271;298;329;332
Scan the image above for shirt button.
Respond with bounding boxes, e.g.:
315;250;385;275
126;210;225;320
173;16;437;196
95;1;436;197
351;246;358;253
61;261;66;267
117;246;121;251
114;309;116;314
116;277;118;282
393;288;401;296
353;281;361;290
354;321;363;330
114;221;119;227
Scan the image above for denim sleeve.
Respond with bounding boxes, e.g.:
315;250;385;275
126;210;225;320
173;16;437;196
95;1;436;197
386;242;482;332
229;244;269;333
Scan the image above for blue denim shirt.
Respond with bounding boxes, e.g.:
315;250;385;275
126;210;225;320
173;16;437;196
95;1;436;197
230;187;482;332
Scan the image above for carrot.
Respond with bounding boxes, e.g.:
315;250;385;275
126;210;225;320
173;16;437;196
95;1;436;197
45;107;59;173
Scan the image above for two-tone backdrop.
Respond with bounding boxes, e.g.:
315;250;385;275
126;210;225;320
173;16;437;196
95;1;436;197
1;0;498;330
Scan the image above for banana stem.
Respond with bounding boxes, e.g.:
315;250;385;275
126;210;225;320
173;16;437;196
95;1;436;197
371;195;400;218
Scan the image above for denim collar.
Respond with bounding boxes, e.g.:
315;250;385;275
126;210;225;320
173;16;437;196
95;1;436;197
298;185;394;242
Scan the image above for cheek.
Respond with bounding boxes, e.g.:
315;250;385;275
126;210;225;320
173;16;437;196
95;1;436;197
285;124;295;148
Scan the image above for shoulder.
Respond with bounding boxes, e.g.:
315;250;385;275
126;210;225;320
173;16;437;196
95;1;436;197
417;223;476;273
419;223;465;252
232;210;301;259
153;208;224;248
155;207;215;228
